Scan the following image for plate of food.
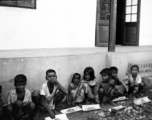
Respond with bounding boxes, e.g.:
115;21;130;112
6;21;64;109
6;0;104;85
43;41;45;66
82;104;101;111
61;106;82;114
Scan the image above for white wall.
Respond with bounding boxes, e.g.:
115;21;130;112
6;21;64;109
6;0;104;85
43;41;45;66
1;0;152;49
0;0;96;50
139;0;152;46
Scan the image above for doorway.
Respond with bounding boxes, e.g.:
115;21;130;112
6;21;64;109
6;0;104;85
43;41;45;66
116;0;141;46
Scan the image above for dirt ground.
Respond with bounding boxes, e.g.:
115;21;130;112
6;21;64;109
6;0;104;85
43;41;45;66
39;89;152;120
39;104;107;120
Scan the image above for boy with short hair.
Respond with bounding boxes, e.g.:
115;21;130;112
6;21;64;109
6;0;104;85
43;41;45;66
110;67;122;85
127;65;144;95
33;69;68;119
0;85;5;119
98;68;119;104
7;74;35;120
110;66;125;95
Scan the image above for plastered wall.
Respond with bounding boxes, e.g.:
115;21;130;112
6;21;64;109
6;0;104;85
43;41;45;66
107;51;152;80
139;0;152;46
0;53;106;100
1;49;152;101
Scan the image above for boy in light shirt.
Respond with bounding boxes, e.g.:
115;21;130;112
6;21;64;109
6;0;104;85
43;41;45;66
33;69;68;119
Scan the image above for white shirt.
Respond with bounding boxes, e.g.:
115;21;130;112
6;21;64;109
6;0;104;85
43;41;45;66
40;82;58;109
7;89;32;105
129;75;142;84
122;74;142;91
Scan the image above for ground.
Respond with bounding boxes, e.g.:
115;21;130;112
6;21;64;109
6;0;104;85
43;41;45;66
38;89;152;120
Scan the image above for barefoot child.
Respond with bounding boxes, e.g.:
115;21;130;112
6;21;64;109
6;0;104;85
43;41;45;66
127;65;144;95
98;68;119;104
0;85;5;119
76;67;99;104
7;74;35;120
67;73;81;106
110;66;125;95
110;67;122;85
33;69;68;119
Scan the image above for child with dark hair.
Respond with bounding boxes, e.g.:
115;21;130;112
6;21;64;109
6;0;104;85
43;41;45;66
125;65;144;95
32;69;68;119
7;74;35;120
98;68;119;104
110;67;122;85
76;67;99;104
0;85;5;119
110;66;125;95
67;73;81;106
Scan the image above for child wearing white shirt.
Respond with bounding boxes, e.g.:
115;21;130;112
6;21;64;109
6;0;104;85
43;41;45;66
127;65;144;95
32;69;68;119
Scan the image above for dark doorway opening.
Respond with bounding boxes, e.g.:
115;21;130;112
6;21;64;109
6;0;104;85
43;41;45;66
116;0;125;45
116;0;141;46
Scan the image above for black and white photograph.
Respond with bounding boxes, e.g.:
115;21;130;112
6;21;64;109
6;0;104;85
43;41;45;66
0;0;36;9
0;0;152;120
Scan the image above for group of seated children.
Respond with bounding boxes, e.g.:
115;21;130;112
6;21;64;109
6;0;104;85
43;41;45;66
0;64;144;120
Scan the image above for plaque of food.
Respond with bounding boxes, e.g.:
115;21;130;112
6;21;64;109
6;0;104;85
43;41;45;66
61;106;82;114
82;104;101;111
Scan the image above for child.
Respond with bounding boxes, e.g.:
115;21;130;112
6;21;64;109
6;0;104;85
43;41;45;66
110;66;125;95
0;85;5;119
98;68;119;104
76;67;99;104
110;67;122;85
67;73;81;106
7;74;35;120
34;69;68;119
126;65;144;95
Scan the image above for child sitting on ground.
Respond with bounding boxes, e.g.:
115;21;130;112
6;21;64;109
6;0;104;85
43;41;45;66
0;85;5;119
110;67;122;85
110;66;125;95
98;68;119;105
7;74;35;120
76;67;99;104
32;69;68;119
67;73;81;106
125;65;144;96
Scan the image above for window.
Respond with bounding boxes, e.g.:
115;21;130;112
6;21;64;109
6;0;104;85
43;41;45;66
125;0;138;22
99;0;110;20
0;0;36;9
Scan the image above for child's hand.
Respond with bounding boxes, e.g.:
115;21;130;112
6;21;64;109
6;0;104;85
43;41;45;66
46;96;53;102
72;101;76;106
133;90;138;94
109;79;115;85
52;77;58;85
22;102;28;106
135;86;139;91
130;82;134;87
114;85;119;91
